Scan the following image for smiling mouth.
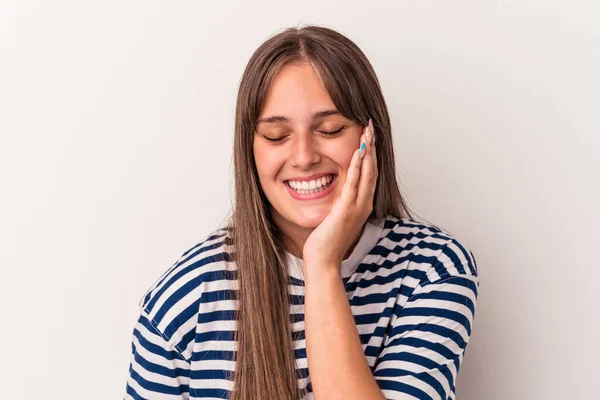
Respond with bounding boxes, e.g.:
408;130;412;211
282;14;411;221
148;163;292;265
285;174;336;195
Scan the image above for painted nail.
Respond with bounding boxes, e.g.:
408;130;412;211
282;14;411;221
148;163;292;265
359;142;366;158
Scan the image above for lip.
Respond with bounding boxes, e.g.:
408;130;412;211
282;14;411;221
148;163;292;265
285;174;337;201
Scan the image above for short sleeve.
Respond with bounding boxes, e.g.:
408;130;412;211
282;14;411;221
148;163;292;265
124;310;191;400
373;242;479;400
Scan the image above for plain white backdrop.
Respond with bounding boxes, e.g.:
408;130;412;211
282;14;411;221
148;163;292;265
1;1;599;399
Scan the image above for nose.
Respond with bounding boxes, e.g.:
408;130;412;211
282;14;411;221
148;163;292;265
290;131;321;169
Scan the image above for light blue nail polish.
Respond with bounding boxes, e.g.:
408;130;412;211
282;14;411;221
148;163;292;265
360;142;366;157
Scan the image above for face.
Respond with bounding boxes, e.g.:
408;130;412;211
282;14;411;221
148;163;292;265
253;62;363;243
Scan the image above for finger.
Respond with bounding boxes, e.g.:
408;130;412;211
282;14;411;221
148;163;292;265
369;119;378;183
340;128;367;206
356;121;377;207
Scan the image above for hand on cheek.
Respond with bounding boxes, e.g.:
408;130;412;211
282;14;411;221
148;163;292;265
303;118;378;272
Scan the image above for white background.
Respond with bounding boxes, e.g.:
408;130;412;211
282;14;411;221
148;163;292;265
1;1;599;399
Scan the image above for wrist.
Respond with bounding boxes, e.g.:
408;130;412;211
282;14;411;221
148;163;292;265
303;261;342;280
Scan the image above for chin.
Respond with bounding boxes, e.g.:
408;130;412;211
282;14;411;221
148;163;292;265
292;216;323;229
271;204;330;230
289;207;330;229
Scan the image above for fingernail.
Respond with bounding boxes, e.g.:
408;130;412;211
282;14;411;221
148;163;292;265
359;142;366;158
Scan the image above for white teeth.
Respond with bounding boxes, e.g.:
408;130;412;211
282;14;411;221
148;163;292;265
287;174;334;194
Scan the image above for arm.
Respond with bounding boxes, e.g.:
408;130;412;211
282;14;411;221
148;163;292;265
302;122;385;399
124;311;191;400
304;266;386;400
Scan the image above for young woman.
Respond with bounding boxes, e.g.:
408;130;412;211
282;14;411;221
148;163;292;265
124;25;479;400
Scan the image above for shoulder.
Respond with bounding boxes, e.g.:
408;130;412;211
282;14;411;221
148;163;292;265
377;215;479;284
137;226;234;339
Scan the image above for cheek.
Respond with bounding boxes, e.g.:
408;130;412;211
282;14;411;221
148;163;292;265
253;146;284;180
331;142;358;174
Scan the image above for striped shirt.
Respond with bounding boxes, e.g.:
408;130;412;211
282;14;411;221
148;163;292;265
124;215;479;400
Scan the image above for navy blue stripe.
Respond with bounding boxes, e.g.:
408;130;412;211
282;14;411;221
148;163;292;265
192;349;235;362
408;289;476;317
391;323;467;349
128;367;189;396
376;377;434;399
383;336;461;371
397;307;472;335
189;368;232;380
374;351;455;393
190;388;230;399
132;348;189;379
197;309;236;324
201;288;236;303
294;347;307;359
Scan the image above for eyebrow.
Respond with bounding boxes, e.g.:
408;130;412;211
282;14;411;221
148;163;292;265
257;109;342;125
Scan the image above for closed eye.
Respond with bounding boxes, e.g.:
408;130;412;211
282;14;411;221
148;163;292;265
262;126;346;142
319;126;346;135
263;135;286;142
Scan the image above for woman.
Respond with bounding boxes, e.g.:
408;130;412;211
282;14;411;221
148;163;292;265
124;25;479;400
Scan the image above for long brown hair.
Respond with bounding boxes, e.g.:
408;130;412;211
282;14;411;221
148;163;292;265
224;24;416;400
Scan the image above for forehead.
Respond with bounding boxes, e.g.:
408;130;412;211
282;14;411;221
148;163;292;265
259;63;337;122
